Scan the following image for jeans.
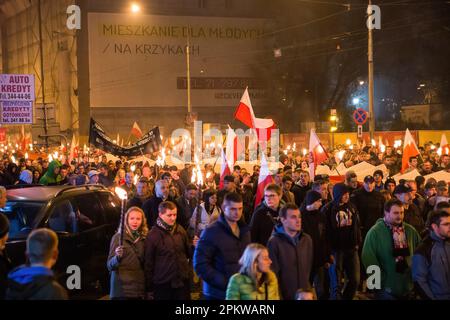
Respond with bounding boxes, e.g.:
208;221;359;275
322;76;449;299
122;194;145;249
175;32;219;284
312;266;331;300
329;249;360;300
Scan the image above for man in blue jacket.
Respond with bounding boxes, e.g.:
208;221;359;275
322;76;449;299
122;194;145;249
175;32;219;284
194;192;250;300
412;210;450;300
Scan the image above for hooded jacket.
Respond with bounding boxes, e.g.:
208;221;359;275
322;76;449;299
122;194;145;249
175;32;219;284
412;231;450;300
267;224;313;300
6;265;68;300
38;160;62;186
193;213;251;300
107;231;146;299
250;201;280;246
321;183;362;251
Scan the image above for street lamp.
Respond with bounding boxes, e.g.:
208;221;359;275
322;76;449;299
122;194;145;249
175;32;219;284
130;3;141;13
352;97;360;105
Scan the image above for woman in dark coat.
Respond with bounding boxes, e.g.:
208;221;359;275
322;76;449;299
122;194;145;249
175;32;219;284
107;206;148;300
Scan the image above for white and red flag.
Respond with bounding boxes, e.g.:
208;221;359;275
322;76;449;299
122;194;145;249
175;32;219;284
234;88;276;141
131;121;143;139
219;148;232;189
401;129;420;173
440;133;449;155
254;153;274;208
308;129;329;178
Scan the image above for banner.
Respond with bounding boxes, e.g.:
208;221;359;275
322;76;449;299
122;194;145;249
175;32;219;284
0;128;6;143
0;101;33;124
89;118;162;157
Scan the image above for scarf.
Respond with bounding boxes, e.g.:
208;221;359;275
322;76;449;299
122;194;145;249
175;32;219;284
156;217;175;233
384;219;410;273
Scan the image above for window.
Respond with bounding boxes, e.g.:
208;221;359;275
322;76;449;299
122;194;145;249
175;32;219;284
98;192;121;224
0;202;44;239
70;194;105;232
47;200;78;233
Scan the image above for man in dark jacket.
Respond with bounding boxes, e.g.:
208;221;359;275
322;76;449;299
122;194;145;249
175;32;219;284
175;183;198;231
217;175;239;208
321;183;361;300
412;210;450;300
98;163;113;188
267;203;313;300
250;184;282;245
0;212;11;300
373;170;384;192
142;180;178;227
194;192;251;300
127;178;151;209
351;175;385;238
6;229;68;300
301;190;331;300
291;170;311;207
145;201;191;300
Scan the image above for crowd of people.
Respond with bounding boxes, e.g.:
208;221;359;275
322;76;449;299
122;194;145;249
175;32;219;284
0;140;449;300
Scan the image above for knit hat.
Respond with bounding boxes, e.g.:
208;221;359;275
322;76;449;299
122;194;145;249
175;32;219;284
0;213;9;239
305;190;322;206
333;183;349;204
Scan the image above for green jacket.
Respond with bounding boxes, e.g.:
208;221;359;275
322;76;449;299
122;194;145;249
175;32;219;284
39;160;62;185
226;271;280;300
362;218;421;297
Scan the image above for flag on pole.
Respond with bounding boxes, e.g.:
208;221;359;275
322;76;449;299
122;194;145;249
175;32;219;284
226;126;238;168
308;129;329;179
219;148;231;189
234;88;276;141
131;122;143;139
440;133;449;155
20;125;31;152
401;129;420;173
254;153;274;208
68;134;78;164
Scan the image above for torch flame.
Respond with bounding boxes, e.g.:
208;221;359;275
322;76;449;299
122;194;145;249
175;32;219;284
115;187;128;200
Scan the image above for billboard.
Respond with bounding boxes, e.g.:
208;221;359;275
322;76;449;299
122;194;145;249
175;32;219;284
88;13;270;108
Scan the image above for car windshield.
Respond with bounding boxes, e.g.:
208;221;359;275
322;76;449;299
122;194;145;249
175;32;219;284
0;201;45;239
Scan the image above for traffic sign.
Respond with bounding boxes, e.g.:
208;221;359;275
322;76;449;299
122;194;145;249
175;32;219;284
357;125;363;138
353;108;368;125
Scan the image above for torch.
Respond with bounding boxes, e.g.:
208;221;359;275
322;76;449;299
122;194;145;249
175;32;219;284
115;187;128;247
191;158;204;237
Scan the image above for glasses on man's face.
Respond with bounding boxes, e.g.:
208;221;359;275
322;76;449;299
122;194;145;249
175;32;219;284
264;194;277;199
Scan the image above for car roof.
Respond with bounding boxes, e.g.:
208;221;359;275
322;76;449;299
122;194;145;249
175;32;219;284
6;185;108;202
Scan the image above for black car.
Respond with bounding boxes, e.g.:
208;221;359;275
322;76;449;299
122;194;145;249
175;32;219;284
2;185;122;299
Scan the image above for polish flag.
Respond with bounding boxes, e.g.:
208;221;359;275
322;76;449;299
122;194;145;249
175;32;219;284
131;122;143;139
254;153;274;208
20;125;31;152
219;148;231;189
308;129;329;179
68;134;78;164
226;126;238;168
440;133;449;155
401;129;420;173
234;88;276;141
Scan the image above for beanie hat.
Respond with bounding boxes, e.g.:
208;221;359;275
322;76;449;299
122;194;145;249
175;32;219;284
0;213;9;239
305;190;322;206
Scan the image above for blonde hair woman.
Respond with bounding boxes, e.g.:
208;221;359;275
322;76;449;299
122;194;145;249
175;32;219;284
226;243;279;300
107;207;148;299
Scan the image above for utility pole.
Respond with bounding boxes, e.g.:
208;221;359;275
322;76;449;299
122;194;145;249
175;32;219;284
186;26;191;114
38;0;49;148
368;0;375;141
